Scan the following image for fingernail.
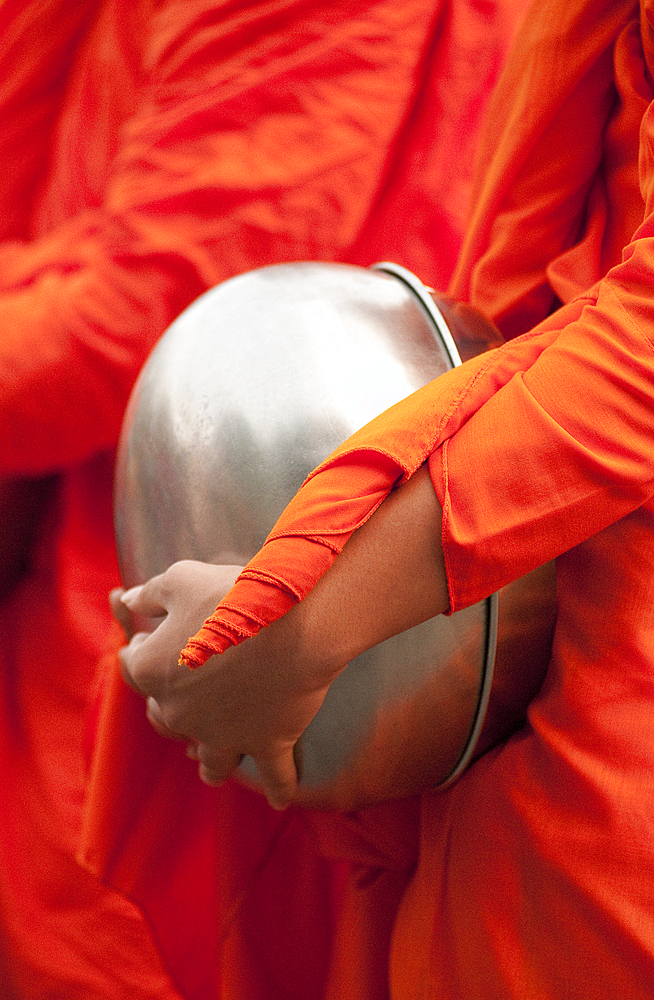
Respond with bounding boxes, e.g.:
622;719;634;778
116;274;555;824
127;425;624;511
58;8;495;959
121;585;143;607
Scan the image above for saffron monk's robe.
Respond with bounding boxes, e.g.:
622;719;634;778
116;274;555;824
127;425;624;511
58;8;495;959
0;0;530;997
98;0;654;997
395;1;654;997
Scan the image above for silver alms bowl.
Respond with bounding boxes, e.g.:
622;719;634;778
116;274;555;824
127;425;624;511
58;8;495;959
115;262;554;809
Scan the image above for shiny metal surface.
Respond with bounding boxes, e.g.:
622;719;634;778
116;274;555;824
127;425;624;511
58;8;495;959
115;262;554;809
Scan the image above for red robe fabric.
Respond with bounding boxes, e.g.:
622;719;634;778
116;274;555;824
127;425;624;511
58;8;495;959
0;1;529;997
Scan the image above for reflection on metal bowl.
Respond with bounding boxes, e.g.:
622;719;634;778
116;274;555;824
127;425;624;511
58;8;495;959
115;262;556;810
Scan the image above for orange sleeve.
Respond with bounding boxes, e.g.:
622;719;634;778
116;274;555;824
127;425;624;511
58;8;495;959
436;245;654;609
0;0;436;476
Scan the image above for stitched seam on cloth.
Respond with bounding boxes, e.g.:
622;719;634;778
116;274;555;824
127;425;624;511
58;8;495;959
428;322;574;614
439;439;457;615
300;351;508;489
425;327;556;448
266;496;388;541
239;569;305;597
206;603;271;630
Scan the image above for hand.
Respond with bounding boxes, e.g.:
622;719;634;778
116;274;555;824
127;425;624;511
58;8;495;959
116;560;242;756
110;585;167;641
118;560;340;809
117;465;448;810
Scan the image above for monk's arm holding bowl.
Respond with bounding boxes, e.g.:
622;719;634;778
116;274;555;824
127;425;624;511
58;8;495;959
117;463;448;810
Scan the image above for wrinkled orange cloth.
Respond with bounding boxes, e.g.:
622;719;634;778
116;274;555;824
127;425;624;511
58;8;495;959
0;0;530;997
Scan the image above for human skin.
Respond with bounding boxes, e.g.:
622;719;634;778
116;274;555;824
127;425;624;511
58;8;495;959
117;463;448;809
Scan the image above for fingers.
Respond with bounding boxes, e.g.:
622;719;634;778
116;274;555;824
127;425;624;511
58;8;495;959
195;744;244;787
191;743;298;809
121;579;167;618
117;562;244;641
112;581;168;647
110;560;302;809
253;747;298;810
109;587;134;639
118;631;152;694
146;697;188;741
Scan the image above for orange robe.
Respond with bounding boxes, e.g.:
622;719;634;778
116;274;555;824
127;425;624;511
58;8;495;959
0;1;529;997
393;2;654;996
87;1;654;997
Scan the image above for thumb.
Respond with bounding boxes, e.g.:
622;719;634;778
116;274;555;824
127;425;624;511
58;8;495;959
253;747;299;810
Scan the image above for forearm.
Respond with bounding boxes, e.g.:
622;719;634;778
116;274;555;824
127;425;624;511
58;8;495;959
272;463;448;676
